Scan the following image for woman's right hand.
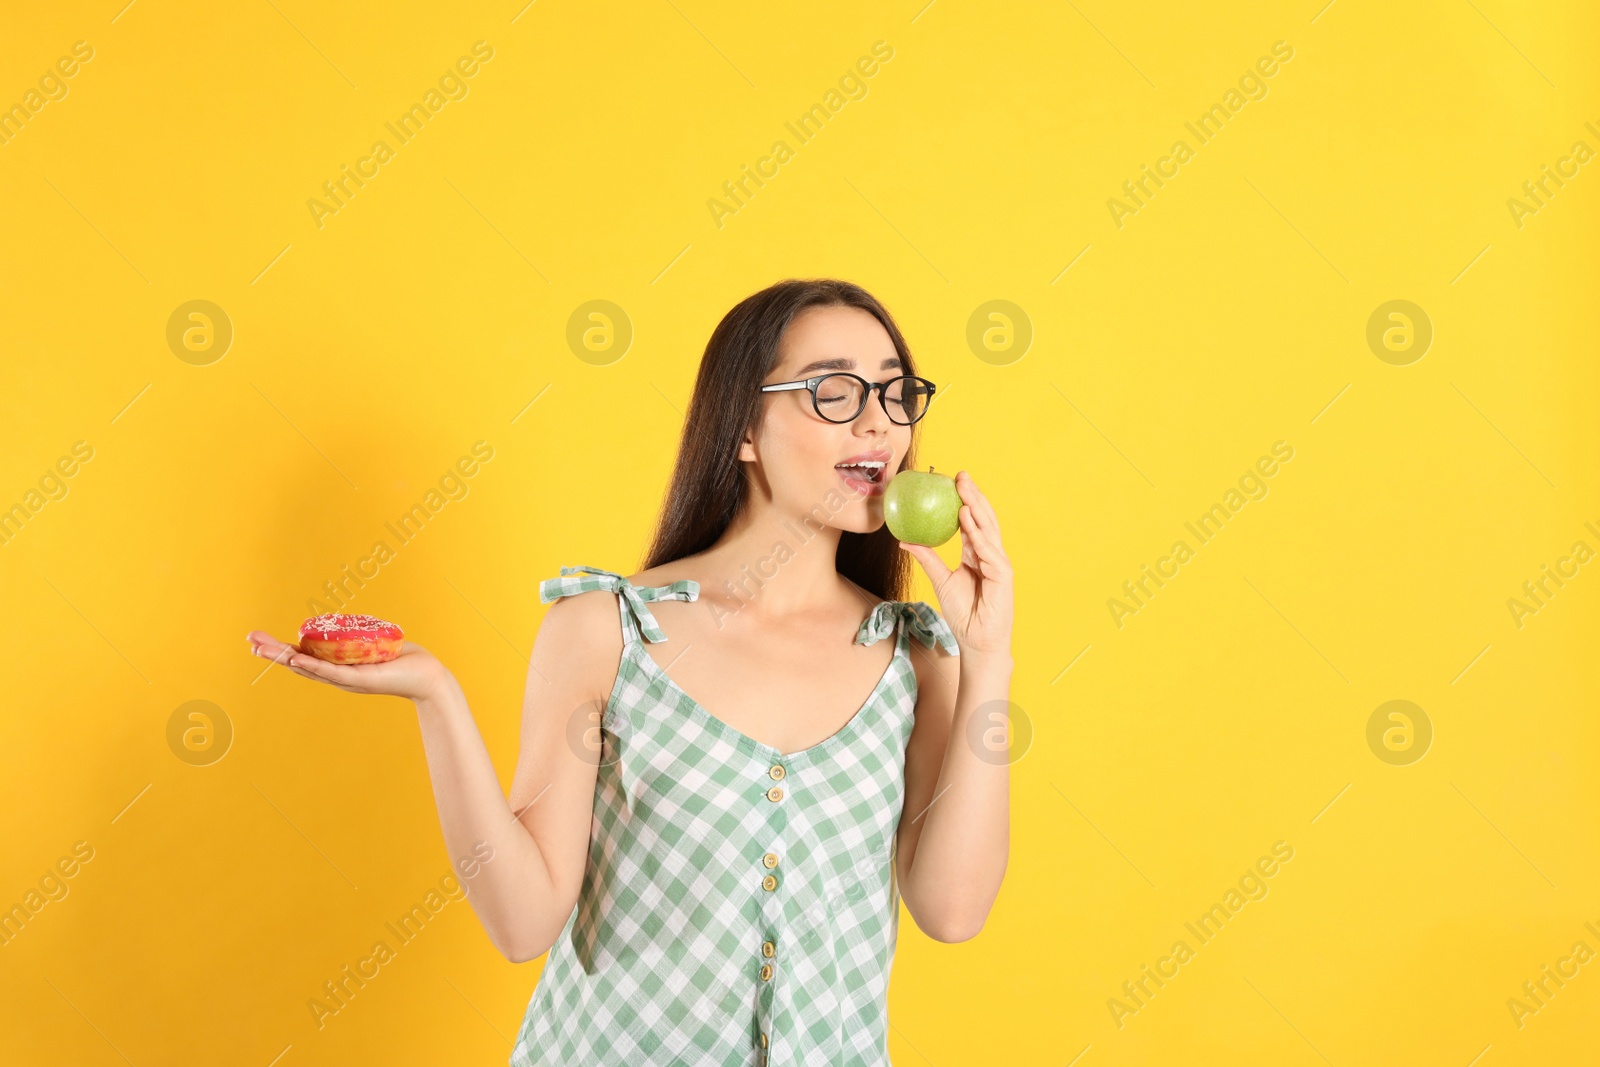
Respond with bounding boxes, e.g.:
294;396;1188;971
246;630;455;703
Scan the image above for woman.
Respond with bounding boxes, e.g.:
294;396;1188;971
247;278;1013;1065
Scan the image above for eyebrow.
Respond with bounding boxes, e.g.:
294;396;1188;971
793;356;904;376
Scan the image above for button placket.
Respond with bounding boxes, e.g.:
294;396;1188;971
756;759;787;1058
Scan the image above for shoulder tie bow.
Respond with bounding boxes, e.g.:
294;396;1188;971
854;600;960;655
538;565;699;643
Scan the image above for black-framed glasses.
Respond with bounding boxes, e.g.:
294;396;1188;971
759;373;937;425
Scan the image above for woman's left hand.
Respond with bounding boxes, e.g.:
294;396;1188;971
897;470;1014;657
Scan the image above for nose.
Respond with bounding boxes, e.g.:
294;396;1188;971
851;384;893;433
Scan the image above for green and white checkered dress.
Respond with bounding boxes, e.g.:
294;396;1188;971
510;565;959;1067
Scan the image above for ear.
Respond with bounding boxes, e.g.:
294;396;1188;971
738;428;757;463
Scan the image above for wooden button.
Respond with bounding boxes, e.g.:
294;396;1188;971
760;1031;769;1048
769;764;786;780
762;940;775;958
760;963;773;981
762;852;779;869
762;874;778;891
766;785;784;802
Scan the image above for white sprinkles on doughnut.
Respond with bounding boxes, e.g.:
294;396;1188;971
299;613;403;638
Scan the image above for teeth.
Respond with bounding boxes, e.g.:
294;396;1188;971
835;461;885;484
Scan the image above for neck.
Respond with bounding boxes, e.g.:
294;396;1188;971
696;489;854;618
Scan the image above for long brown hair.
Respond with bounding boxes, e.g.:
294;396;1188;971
641;278;921;602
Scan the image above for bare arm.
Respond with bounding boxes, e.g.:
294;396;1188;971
894;642;1012;942
246;589;621;963
893;468;1015;943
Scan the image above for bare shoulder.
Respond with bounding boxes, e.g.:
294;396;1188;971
625;561;700;588
533;579;626;707
909;602;960;696
840;574;888;611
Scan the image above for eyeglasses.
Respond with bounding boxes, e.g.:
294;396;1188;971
759;373;937;425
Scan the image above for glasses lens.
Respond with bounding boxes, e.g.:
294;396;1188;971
884;377;933;424
813;374;865;422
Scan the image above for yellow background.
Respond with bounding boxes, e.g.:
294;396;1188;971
2;0;1596;1063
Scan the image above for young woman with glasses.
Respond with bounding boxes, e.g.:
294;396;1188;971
247;278;1014;1065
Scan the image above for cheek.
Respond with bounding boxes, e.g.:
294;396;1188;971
771;406;833;452
801;428;864;499
757;412;828;479
886;429;912;472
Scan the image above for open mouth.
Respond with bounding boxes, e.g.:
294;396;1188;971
835;460;888;493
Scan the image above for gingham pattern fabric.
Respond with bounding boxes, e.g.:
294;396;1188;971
510;564;958;1067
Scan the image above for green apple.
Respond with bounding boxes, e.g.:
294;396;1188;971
883;466;961;546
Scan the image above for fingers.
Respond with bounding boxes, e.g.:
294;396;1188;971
252;644;296;668
957;505;982;570
282;651;367;689
285;660;330;685
958;504;1008;581
956;470;1004;544
898;539;953;587
956;471;1008;566
247;632;364;691
947;489;1011;588
248;632;295;658
249;638;297;668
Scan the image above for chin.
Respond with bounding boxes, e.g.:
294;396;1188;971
833;498;884;535
789;472;883;532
